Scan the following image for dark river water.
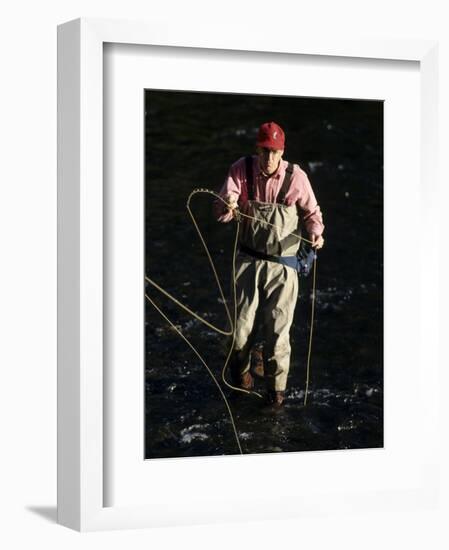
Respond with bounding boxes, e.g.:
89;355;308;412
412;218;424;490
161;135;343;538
144;90;383;459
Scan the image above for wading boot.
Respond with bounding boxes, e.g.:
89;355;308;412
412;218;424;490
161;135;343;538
267;390;285;408
229;362;254;391
240;371;254;391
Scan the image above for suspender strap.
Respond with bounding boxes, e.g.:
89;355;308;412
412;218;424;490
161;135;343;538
277;162;294;204
245;155;254;200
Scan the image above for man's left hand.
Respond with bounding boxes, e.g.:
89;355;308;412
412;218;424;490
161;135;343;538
310;234;325;249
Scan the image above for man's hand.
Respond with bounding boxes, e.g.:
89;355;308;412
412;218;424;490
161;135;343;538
224;194;238;211
223;194;239;219
310;234;325;249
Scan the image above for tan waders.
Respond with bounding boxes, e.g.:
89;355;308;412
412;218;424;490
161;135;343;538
229;196;300;394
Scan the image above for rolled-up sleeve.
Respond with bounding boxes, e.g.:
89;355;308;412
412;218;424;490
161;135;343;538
291;166;324;237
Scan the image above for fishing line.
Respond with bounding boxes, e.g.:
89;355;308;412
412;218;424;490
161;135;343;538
146;190;264;397
145;191;261;455
145;189;318;453
145;292;244;454
303;250;317;406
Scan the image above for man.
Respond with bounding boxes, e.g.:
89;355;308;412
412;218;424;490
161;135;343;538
215;122;324;407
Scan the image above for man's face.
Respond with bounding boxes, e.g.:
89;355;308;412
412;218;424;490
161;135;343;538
257;147;284;176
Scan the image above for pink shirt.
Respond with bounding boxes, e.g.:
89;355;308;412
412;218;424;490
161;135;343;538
216;156;325;236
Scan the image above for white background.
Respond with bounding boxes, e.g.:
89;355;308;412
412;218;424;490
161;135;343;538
1;1;448;549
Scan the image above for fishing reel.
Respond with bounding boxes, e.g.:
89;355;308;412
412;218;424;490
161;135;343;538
297;244;317;277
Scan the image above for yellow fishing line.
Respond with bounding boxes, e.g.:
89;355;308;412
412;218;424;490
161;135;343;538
145;292;243;455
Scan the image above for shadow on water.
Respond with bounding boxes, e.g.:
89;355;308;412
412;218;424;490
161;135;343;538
144;90;383;459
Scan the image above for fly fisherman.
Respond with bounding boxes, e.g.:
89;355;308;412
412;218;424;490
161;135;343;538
215;122;325;408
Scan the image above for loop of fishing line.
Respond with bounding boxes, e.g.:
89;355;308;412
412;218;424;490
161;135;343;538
145;188;318;454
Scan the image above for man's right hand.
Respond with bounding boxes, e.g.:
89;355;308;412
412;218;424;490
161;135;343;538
224;194;238;212
223;195;239;219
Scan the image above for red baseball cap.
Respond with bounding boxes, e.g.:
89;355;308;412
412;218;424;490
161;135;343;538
256;121;285;150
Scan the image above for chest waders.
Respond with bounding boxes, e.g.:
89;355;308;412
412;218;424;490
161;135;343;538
230;156;304;392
